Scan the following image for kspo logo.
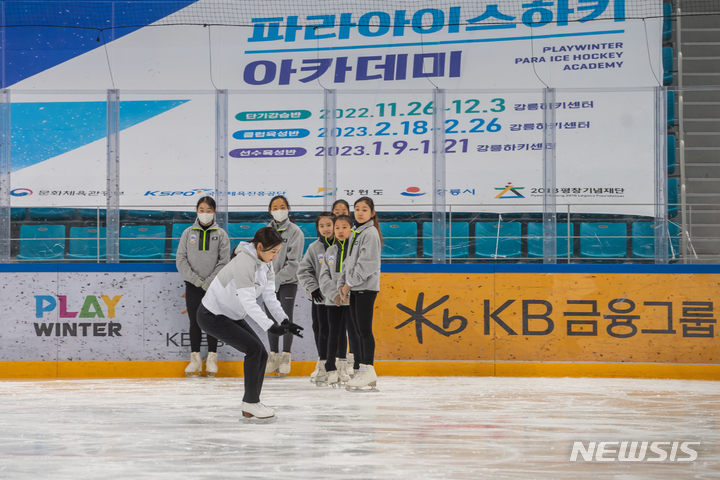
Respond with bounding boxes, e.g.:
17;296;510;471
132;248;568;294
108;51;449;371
34;294;123;337
144;188;213;197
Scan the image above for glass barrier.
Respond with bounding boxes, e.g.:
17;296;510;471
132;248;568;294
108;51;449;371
555;87;659;263
334;90;435;262
10;91;109;262
118;91;216;262
2;88;716;264
226;90;326;250
443;90;546;263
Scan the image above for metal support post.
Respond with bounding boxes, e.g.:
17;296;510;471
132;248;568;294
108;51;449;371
215;89;229;232
323;89;337;210
542;88;557;264
432;89;446;264
106;89;120;263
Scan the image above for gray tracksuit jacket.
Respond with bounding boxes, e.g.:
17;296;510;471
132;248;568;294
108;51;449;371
202;242;287;331
338;222;381;292
319;239;351;307
176;219;230;289
298;237;334;305
268;218;305;288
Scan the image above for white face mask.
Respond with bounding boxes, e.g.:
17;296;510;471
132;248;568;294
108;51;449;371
271;209;289;222
197;212;214;224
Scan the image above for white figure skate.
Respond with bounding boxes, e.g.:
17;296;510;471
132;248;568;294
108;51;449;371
346;364;379;392
337;359;350;384
265;352;280;376
241;402;277;424
278;352;291;377
347;353;355;377
205;352;218;378
326;369;341;388
185;352;202;377
314;362;328;387
309;358;321;383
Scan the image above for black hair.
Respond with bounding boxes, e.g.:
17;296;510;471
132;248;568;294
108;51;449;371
331;199;350;215
333;214;354;228
354;196;383;245
315;212;335;235
231;226;283;260
268;195;290;211
253;226;283;251
196;196;216;211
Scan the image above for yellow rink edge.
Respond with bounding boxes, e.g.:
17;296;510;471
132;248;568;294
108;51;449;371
0;361;718;380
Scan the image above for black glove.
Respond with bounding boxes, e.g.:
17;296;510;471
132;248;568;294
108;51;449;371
268;322;288;336
311;289;324;303
281;319;304;338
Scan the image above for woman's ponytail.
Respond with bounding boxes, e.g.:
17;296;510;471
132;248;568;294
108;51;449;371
372;213;383;246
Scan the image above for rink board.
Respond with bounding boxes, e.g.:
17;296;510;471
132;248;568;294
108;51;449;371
0;264;718;380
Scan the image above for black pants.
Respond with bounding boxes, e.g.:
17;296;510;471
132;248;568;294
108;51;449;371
325;305;350;371
316;305;330;360
311;303;320;356
348;290;378;367
344;307;359;358
196;303;268;404
185;282;218;353
266;283;297;353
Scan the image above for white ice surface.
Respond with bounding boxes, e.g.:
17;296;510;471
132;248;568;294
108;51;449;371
0;376;718;479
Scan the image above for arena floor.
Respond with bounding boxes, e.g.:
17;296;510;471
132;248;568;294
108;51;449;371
0;376;717;479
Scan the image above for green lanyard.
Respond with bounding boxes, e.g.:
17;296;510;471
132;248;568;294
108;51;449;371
337;231;357;273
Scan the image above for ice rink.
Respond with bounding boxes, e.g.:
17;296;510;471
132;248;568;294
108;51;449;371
0;376;718;479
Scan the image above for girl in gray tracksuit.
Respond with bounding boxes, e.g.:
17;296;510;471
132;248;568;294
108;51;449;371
176;196;230;377
316;214;355;386
264;195;305;376
297;212;335;382
338;197;383;390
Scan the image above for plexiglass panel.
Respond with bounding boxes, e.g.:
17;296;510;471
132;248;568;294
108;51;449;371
11;91;110;262
335;90;435;262
554;88;658;263
118;91;216;261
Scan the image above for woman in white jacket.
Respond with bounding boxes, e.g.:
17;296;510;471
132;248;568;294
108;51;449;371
197;227;304;422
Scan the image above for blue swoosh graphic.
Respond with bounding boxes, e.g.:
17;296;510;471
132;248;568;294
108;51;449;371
10;100;189;171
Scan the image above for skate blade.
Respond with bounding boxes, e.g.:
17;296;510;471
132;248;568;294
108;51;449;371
346;384;380;393
206;373;216;378
241;415;278;424
185;372;201;378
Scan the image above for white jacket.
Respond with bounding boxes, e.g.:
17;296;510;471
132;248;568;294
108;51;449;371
202;242;288;331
